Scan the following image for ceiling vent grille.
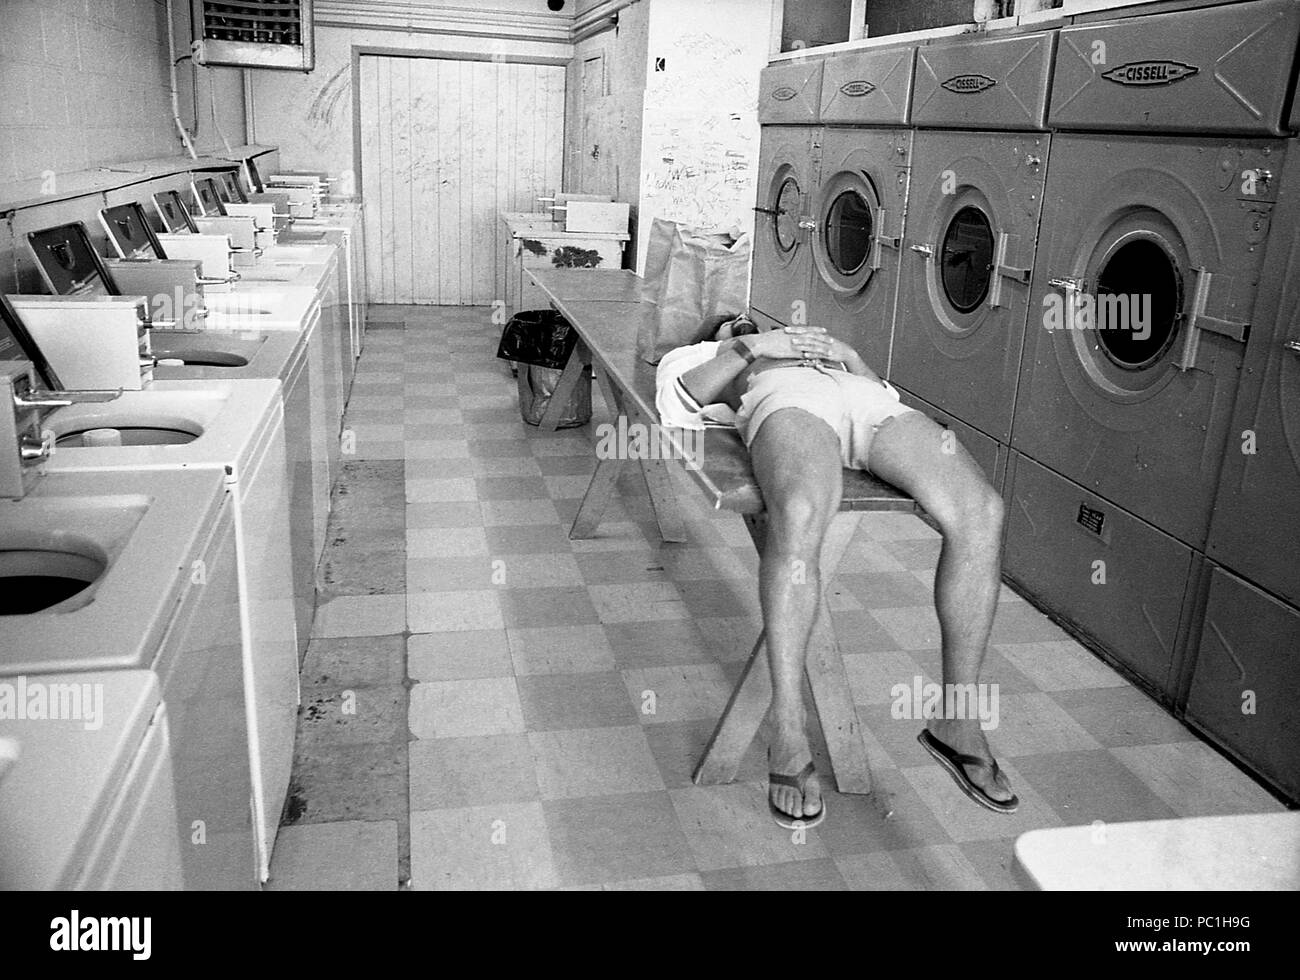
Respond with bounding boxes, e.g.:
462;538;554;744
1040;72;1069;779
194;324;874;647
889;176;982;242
191;0;315;72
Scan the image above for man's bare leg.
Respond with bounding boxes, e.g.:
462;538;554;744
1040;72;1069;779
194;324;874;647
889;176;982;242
866;412;1014;804
749;408;844;820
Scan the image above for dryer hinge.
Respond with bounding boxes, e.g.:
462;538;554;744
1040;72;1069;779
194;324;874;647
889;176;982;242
988;232;1030;309
1176;267;1250;371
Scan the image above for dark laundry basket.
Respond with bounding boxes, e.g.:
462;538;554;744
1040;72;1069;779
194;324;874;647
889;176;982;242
498;310;593;428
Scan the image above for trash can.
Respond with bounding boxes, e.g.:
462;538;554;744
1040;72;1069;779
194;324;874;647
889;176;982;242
497;310;593;429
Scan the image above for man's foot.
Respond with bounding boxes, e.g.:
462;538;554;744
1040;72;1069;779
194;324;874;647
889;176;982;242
768;725;824;826
921;719;1018;813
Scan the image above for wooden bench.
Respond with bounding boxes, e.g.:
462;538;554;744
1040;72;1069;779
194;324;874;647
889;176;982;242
527;268;920;795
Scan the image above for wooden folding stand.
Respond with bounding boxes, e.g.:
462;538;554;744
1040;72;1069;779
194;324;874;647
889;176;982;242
527;268;921;795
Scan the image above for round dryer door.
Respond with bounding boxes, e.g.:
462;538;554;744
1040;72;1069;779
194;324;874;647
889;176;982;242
926;198;999;331
1064;213;1186;392
812;170;880;296
766;168;804;267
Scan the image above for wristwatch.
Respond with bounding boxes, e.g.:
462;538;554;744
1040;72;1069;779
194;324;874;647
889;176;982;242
734;340;758;365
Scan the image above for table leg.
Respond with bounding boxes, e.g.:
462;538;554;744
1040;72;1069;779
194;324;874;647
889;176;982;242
570;455;626;539
587;365;685;544
536;342;590;433
693;512;874;795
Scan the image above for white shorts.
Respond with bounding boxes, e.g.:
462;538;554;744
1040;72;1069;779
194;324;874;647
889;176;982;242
734;365;919;470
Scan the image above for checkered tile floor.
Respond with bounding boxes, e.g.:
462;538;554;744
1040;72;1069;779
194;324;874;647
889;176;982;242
266;305;1284;891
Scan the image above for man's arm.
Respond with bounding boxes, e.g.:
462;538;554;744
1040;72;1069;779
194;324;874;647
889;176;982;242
826;338;883;384
678;326;836;403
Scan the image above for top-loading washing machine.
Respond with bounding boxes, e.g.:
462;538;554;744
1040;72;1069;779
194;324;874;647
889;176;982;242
1012;0;1300;549
806;40;917;374
39;380;299;883
0;670;182;890
0;458;255;890
1003;0;1300;699
891;27;1057;445
152;329;323;661
750;57;825;328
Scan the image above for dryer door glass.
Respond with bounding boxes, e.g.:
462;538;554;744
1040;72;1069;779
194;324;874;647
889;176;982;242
940;206;994;313
825;189;873;276
1094;237;1181;371
774;176;801;253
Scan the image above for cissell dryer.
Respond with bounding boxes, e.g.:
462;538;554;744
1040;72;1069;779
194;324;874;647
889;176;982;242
1012;0;1299;549
1189;127;1300;803
750;58;825;328
806;41;916;375
1004;0;1300;697
890;28;1056;447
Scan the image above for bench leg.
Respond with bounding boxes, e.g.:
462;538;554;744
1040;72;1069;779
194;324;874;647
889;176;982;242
535;342;590;433
570;365;685;544
693;512;874;795
570;455;625;539
638;456;686;544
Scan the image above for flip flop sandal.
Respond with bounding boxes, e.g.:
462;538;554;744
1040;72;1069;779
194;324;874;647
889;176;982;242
767;758;827;830
917;729;1020;814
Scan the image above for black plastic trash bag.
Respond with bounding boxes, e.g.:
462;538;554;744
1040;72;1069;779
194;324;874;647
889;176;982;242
497;309;578;370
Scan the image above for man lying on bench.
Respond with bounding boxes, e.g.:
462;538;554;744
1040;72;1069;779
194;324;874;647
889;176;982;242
656;314;1019;826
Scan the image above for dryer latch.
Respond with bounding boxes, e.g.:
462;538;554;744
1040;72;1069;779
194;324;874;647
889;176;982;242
1176;268;1250;371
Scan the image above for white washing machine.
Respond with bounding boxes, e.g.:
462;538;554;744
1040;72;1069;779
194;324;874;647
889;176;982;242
0;671;181;890
750;58;825;328
283;215;364;388
40;380;299;882
152;329;324;662
182;289;335;588
891;28;1056;446
807;41;916;374
1004;0;1300;700
0;468;255;889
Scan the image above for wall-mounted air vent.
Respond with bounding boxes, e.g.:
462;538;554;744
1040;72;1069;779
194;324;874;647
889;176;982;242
191;0;315;72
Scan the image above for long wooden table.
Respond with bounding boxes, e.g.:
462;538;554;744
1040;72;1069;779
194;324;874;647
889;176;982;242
527;268;920;795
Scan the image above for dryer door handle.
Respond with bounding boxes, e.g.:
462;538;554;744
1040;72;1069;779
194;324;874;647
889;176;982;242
1176;267;1250;371
871;208;901;271
989;232;1031;309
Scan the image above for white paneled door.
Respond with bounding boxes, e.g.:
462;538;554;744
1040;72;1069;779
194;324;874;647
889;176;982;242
360;56;566;305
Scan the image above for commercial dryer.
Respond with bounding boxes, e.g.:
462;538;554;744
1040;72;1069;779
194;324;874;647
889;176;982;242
806;41;916;374
1004;0;1300;698
1013;0;1300;548
1189;129;1300;803
750;58;825;328
890;28;1056;446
